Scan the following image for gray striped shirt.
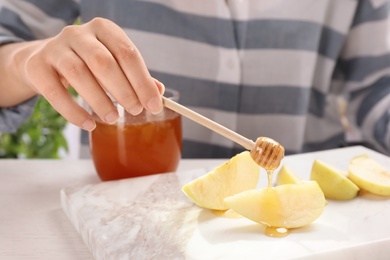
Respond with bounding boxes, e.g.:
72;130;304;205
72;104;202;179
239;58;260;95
1;0;389;158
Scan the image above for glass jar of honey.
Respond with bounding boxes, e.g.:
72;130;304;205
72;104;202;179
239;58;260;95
89;89;182;181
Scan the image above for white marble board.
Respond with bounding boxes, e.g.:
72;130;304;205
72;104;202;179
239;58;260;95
61;146;390;260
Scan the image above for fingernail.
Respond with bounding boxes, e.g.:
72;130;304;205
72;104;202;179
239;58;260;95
104;111;119;124
81;119;96;131
147;97;163;114
128;104;143;115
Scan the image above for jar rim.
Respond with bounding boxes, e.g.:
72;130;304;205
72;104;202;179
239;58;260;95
163;88;179;102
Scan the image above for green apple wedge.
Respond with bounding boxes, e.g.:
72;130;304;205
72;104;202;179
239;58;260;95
182;151;260;210
310;160;359;200
224;181;326;229
276;164;302;185
348;154;390;196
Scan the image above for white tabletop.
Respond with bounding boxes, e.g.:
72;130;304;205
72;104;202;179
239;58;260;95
0;159;226;260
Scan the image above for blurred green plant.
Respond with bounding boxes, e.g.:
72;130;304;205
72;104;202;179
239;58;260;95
0;88;78;158
0;97;68;158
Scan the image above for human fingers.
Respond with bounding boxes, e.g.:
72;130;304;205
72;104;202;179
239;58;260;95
23;38;116;130
26;61;97;131
51;46;120;124
61;21;143;115
23;18;163;129
153;78;166;95
86;18;163;114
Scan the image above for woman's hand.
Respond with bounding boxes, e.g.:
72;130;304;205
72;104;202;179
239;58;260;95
2;17;164;131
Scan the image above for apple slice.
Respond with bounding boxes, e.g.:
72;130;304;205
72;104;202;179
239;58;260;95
310;160;359;200
276;164;302;185
348;154;390;196
224;181;325;228
182;151;260;210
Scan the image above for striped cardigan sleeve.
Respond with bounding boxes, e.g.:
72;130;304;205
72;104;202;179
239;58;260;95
0;0;80;133
341;0;390;153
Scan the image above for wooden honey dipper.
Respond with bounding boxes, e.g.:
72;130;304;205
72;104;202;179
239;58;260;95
162;97;285;170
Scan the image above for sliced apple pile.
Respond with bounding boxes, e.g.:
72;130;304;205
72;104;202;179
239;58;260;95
181;151;260;210
181;150;390;237
310;160;359;200
224;181;325;228
348;154;390;196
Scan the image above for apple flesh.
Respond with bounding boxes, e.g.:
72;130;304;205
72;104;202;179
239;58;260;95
276;164;302;185
224;181;325;228
182;151;260;210
348;154;390;196
310;160;359;200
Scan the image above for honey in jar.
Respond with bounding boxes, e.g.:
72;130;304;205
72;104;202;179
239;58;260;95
89;89;182;181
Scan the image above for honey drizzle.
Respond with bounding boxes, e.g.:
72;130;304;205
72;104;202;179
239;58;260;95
264;169;291;238
266;169;274;188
